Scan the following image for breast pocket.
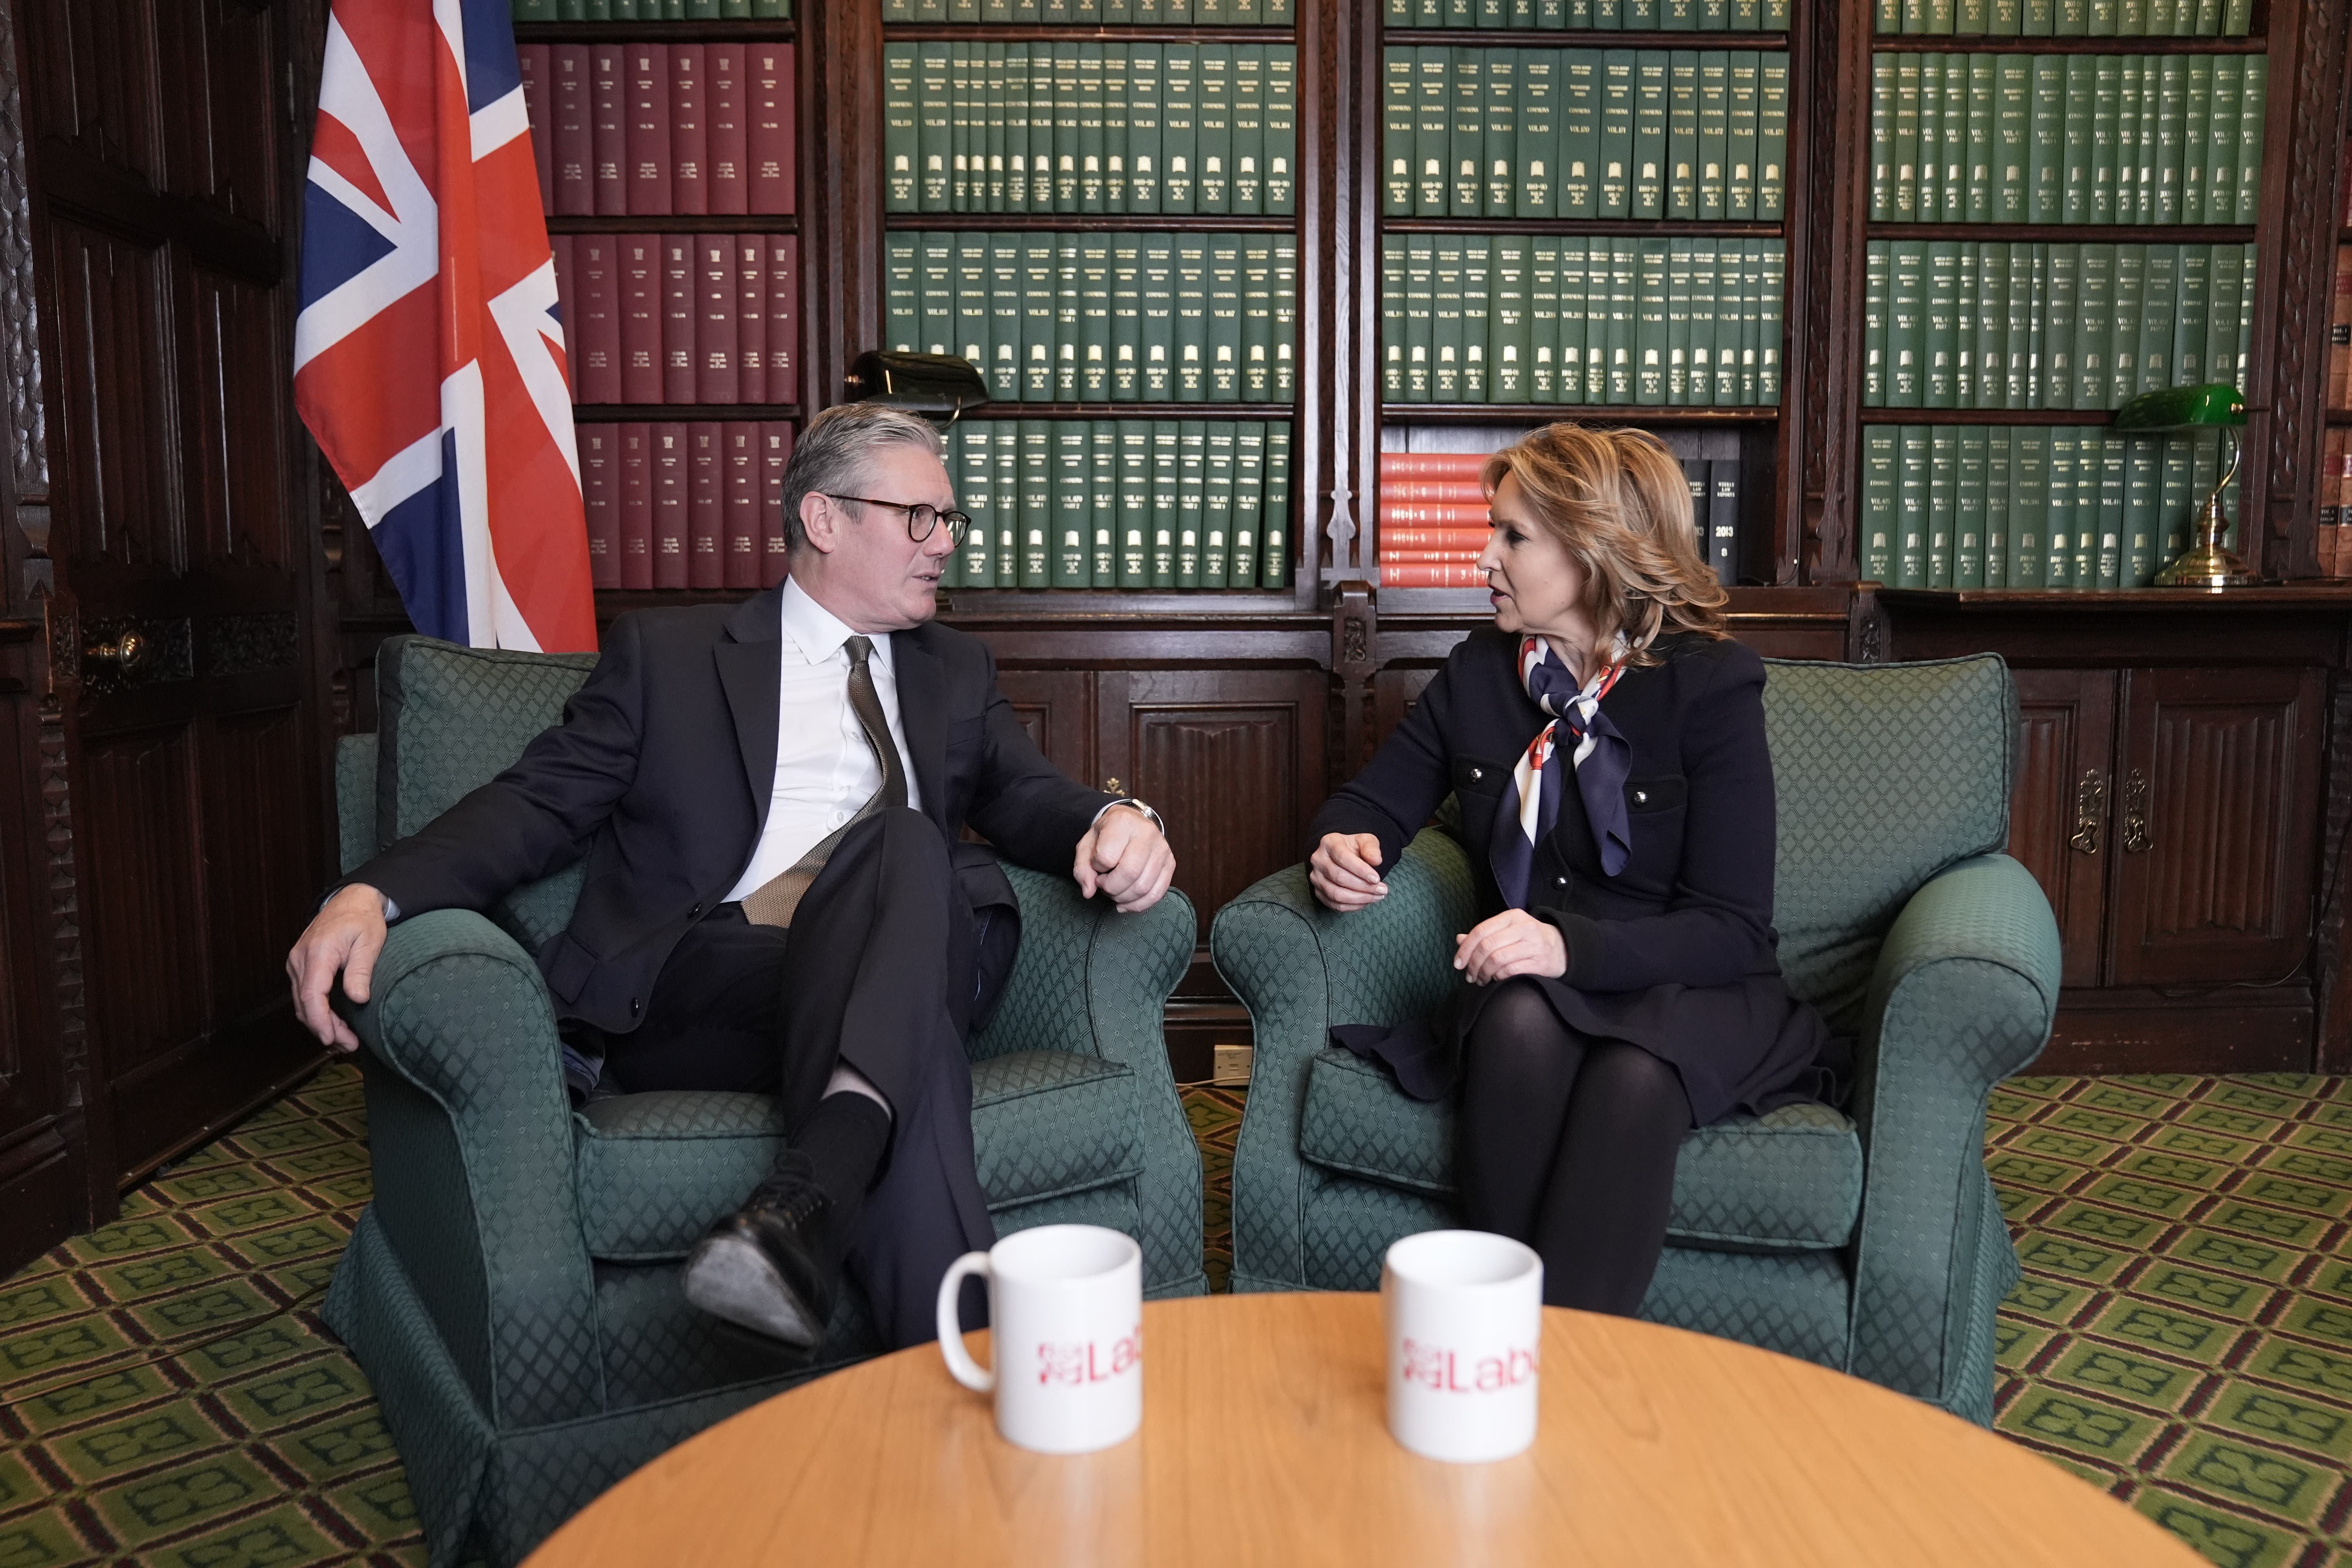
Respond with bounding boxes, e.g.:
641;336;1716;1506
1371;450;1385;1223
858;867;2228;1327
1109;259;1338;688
1452;755;1512;801
1624;775;1688;815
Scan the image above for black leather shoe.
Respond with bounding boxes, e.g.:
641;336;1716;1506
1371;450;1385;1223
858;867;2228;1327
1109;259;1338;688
680;1164;839;1348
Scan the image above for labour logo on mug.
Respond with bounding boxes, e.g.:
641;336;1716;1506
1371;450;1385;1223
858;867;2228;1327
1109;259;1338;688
1037;1327;1143;1386
1400;1337;1538;1394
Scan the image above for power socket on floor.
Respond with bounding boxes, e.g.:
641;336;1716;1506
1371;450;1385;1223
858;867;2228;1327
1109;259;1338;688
1210;1043;1254;1086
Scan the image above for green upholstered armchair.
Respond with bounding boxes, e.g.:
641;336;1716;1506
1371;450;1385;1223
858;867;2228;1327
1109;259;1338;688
1212;654;2058;1425
321;637;1204;1568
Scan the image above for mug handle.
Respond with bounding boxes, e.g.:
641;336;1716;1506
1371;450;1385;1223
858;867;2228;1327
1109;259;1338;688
936;1250;995;1392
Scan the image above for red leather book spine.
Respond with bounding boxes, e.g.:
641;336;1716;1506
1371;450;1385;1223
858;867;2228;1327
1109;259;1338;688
554;46;593;216
670;44;708;218
662;235;697;404
580;424;621;590
761;421;795;588
724;421;762;589
619;422;654;590
767;234;798;406
697;234;739;405
1378;480;1486;503
1377;503;1492;526
518;45;554;214
1378;563;1490;586
652;421;690;588
689;422;725;590
749;44;795;215
1377;454;1487;479
592;45;629;217
627;44;671;217
620;235;662;404
735;235;767;406
552;235;578;398
575;236;622;405
708;45;749;217
1376;526;1492;549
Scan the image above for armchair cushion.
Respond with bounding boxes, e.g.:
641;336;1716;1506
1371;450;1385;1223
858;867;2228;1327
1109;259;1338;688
573;1051;1145;1262
1298;1045;1864;1253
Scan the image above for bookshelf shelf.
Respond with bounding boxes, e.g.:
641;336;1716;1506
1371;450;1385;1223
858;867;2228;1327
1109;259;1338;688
1383;404;1779;423
1381;218;1785;236
882;23;1295;38
1862;222;2257;243
548;214;799;233
1855;407;2127;424
1381;27;1788;45
884;213;1298;229
955;400;1295;416
514;19;796;39
575;403;805;419
1863;34;2263;53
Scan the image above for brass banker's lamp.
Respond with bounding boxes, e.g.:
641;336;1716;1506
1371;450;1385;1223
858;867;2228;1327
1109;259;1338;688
2112;382;2252;588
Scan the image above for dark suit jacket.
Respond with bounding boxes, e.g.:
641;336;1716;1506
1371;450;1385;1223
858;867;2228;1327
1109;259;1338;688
350;587;1116;1034
1308;628;1782;995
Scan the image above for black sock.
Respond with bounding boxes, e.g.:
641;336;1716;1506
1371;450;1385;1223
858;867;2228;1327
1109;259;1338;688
782;1091;892;1244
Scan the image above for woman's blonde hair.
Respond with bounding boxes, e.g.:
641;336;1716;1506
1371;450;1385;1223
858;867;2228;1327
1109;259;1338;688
1481;423;1730;668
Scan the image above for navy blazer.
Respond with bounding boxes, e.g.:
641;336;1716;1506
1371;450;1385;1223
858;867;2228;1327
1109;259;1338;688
1309;628;1782;995
350;587;1115;1034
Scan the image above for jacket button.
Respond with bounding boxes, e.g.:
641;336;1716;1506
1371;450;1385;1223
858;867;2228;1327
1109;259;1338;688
1555;875;1568;887
1633;789;1649;805
1469;767;1483;781
690;902;703;918
629;998;642;1016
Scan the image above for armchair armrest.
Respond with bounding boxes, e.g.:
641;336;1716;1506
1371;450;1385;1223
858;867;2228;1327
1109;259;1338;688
1845;853;2061;1404
1212;829;1479;1290
339;909;603;1428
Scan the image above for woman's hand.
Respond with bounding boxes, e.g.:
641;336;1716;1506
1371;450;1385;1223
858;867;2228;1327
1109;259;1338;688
1309;832;1387;911
1454;909;1568;984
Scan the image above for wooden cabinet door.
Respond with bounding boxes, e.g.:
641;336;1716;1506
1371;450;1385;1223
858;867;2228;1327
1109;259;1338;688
2006;669;2119;989
22;0;325;1190
2104;666;2326;988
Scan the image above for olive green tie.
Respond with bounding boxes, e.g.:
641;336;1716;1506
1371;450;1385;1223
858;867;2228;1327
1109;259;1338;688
741;635;908;928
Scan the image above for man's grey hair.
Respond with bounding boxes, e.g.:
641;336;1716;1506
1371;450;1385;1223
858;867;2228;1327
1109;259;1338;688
780;403;945;555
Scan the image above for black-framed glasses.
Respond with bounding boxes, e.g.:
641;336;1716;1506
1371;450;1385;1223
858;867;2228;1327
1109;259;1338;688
825;493;973;546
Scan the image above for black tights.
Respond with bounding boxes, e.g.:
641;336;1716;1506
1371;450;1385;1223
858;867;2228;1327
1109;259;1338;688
1456;980;1692;1316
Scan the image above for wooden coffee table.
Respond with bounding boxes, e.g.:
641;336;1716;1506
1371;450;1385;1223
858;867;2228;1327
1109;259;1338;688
525;1292;2204;1566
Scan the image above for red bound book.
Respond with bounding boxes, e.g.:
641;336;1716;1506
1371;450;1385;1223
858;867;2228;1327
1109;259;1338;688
708;46;748;217
518;45;554;214
552;236;578;398
766;235;798;406
619;422;654;590
760;422;795;587
620;236;662;404
1379;480;1487;504
580;425;620;590
735;235;767;406
1380;549;1491;564
1379;503;1493;526
697;234;739;405
724;421;762;589
592;45;629;217
749;44;795;216
1377;526;1494;550
1379;563;1492;587
1379;454;1488;478
651;422;690;588
627;44;671;217
575;236;622;405
554;46;593;216
662;235;697;404
689;423;725;590
670;45;709;218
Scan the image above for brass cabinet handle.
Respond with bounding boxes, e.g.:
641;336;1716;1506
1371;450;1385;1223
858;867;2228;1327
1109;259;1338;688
83;631;146;671
2068;768;2105;855
2121;768;2152;854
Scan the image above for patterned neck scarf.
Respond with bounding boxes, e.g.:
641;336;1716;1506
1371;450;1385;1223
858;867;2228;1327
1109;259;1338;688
1490;634;1632;910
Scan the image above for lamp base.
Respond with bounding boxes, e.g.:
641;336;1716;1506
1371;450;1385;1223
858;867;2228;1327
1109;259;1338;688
2151;490;2255;590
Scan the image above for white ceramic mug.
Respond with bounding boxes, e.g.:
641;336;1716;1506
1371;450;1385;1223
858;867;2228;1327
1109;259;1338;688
936;1223;1145;1454
1381;1229;1544;1463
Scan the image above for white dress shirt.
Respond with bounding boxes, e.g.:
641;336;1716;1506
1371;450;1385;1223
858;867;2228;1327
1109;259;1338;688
722;579;923;903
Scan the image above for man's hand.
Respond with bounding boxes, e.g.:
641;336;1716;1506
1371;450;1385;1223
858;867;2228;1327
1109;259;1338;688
1073;806;1177;913
1453;909;1568;985
1309;831;1387;911
286;884;390;1053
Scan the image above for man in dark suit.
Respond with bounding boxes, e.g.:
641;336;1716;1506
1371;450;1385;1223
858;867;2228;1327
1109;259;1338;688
287;403;1176;1349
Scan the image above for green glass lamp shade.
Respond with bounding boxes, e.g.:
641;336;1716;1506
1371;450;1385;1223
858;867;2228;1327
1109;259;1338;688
2111;383;2248;434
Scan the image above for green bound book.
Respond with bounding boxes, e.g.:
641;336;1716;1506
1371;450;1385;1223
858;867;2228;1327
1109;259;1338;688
2205;56;2238;227
1229;47;1263;215
1863;241;1890;406
987;46;1012;214
1563;51;1600;218
886;46;920;211
1416;47;1451;216
1117;424;1151;588
1261;424;1291;589
1272;237;1298;400
1893;53;1921;221
1532;237;1564;401
886;235;921;350
2013;241;2040;407
2172;242;2208;387
1267;47;1297;216
1451;47;1485;215
1869;56;1896;221
1175;421;1205;587
2062;56;2094;222
2107;241;2141;406
921;231;957;354
1051;423;1090;585
1668;51;1700;220
1241;236;1274;403
1018;420;1053;586
1004;44;1032;214
1461;236;1493;400
1928;426;1957;587
1977;242;2009;406
1493;235;1532;402
1129;45;1162;212
1206;233;1243;399
1956;426;1988;586
1888;239;1926;408
1405;234;1435;401
1521;49;1559;216
1697;52;1728;219
1896;425;1930;588
1080;237;1114;400
1916;53;1944;220
1163;46;1196;214
1714;242;1742;403
1633;52;1669;219
2205;243;2239;396
2044;240;2077;409
1861;426;1900;581
1173;234;1210;401
2122;433;2160;583
1666;241;1693;403
2235;56;2264;225
2153;55;2185;224
1635;239;1669;404
1202;422;1234;587
1433;234;1465;401
2027;52;2062;222
1232;422;1265;589
1607;238;1639;402
1688;239;1718;406
2091;50;2121;223
2096;433;2126;586
1485;52;1518;216
2044;428;2076;586
989;421;1020;588
1196;45;1232;215
2074;431;2104;584
2137;243;2176;394
1994;54;2029;220
2180;53;2211;223
1149;422;1179;586
1600;51;1635;218
955;423;995;588
1757;246;1782;403
2075;241;2114;408
2132;49;2159;221
2008;426;2046;585
1728;51;1759;220
2155;434;2192;562
1382;237;1408;401
1983;426;2011;586
1054;234;1083;400
988;235;1023;400
1965;52;1994;220
1924;240;1960;407
1052;47;1081;213
1757;52;1787;219
1140;234;1176;399
1954;243;1978;397
2112;54;2142;223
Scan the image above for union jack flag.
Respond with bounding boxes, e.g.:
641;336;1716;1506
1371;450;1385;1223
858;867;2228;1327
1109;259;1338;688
294;0;596;653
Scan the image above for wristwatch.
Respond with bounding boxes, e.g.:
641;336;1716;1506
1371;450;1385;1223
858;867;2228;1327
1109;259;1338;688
1102;796;1166;835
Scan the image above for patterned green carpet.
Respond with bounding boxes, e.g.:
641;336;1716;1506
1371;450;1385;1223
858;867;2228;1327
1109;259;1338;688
0;1065;2345;1566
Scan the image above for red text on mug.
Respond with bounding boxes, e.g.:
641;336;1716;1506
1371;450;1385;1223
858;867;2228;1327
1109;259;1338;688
1036;1326;1143;1386
1401;1338;1538;1394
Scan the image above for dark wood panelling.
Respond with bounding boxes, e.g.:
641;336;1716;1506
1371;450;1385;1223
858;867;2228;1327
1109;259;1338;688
77;723;212;1073
2105;666;2326;990
25;0;159;178
991;668;1093;787
46;218;176;571
2038;992;2316;1077
155;0;279;230
2007;670;2119;990
184;266;290;566
201;708;314;1021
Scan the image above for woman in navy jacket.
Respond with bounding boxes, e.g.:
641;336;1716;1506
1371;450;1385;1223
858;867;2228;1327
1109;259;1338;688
1309;424;1839;1316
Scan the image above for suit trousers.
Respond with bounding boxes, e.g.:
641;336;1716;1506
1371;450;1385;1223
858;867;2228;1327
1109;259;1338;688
601;808;998;1348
